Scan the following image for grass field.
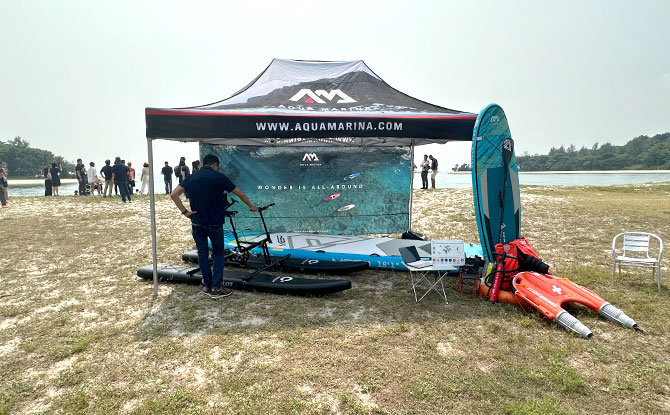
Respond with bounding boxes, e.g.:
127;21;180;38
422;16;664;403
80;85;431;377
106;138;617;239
1;183;669;414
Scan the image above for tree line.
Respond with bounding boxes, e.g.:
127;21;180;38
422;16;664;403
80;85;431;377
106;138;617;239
0;137;76;178
3;132;669;177
516;132;670;171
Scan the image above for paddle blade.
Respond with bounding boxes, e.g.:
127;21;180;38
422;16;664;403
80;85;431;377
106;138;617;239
502;138;514;165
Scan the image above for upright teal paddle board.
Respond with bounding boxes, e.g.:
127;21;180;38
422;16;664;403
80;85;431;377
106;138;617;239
472;104;521;262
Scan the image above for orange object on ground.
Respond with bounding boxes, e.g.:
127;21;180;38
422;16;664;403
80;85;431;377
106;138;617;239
512;271;638;339
479;283;530;307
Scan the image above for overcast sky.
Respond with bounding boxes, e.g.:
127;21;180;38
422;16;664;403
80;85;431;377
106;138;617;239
1;0;669;172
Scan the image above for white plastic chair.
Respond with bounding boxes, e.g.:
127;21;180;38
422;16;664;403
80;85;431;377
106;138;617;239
611;232;663;292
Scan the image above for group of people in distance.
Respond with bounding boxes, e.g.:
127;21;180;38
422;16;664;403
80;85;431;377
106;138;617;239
43;157;151;202
39;156;202;200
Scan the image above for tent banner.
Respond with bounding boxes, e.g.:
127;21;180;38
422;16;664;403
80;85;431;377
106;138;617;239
201;143;411;234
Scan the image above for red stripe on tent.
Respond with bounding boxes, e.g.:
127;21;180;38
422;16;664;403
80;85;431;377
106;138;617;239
145;109;477;120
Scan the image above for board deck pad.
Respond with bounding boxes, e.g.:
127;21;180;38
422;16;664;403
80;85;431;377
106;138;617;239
181;250;369;275
137;264;352;296
219;231;483;271
472;104;521;262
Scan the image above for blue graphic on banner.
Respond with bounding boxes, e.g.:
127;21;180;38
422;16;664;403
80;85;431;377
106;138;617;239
201;144;411;234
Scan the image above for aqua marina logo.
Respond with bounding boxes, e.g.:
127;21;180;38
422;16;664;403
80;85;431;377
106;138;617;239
300;152;321;167
289;89;356;104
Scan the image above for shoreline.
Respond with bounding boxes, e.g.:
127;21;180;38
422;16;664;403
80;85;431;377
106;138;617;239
449;170;670;175
10;178;78;185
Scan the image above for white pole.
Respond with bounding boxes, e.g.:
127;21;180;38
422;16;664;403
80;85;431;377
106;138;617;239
147;137;159;297
409;142;414;230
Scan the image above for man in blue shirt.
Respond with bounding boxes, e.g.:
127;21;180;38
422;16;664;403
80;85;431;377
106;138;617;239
100;160;114;197
161;161;173;194
111;157;132;203
171;154;258;299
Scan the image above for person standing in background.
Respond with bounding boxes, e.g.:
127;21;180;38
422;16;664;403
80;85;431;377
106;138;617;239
181;160;191;182
192;160;200;174
140;162;150;194
0;161;8;207
100;159;113;197
75;159;87;196
161;161;173;194
50;162;62;196
429;154;438;189
127;162;136;194
175;157;185;185
180;158;191;199
87;162;100;195
112;157;132;203
44;168;52;196
420;154;430;189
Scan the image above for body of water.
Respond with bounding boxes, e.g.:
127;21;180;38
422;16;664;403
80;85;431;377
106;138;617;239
413;171;670;189
8;178;175;197
7;172;670;196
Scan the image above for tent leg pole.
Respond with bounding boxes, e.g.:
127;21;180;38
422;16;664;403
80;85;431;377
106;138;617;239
147;137;159;298
409;144;414;230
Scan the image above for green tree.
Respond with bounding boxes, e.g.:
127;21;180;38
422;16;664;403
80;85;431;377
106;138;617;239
515;132;670;171
0;136;75;178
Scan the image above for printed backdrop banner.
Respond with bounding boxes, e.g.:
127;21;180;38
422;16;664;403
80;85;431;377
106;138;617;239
201;143;411;234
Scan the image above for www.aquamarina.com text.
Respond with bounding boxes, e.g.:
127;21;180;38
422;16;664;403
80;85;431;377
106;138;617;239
255;121;403;132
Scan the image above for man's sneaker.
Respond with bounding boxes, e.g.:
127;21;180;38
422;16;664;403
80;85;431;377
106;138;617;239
202;287;212;295
208;287;233;299
1;204;9;208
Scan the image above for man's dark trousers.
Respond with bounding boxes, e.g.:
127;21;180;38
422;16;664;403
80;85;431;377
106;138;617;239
192;224;226;290
118;180;132;202
164;177;172;194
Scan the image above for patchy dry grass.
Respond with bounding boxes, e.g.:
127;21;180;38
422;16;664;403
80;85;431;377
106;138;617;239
1;184;669;414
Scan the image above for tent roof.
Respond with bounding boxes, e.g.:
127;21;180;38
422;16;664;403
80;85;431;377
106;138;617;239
145;59;477;146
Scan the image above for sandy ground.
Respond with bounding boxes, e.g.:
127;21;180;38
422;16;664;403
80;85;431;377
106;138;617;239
0;186;668;414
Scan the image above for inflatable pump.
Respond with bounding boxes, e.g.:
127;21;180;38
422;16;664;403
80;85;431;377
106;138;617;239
513;272;637;339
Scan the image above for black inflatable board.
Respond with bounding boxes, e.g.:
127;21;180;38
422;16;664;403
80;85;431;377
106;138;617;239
137;264;352;296
181;250;368;275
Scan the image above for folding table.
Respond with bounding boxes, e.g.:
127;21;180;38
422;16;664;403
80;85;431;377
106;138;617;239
403;263;455;303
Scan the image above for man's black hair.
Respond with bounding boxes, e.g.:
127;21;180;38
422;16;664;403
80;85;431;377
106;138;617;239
105;160;111;165
202;154;219;166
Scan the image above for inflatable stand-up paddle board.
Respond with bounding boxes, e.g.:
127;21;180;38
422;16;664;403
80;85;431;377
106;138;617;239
137;264;352;296
181;250;369;275
472;104;521;262
218;231;483;271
